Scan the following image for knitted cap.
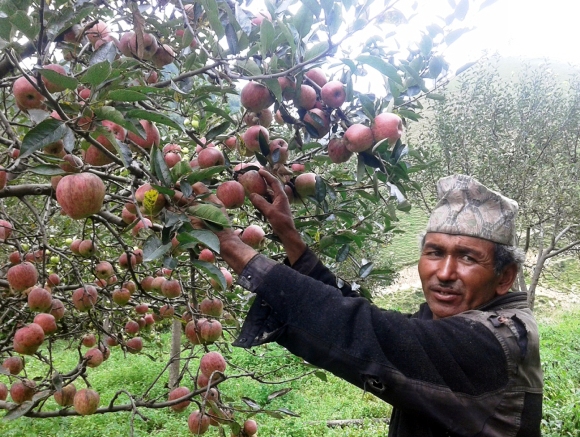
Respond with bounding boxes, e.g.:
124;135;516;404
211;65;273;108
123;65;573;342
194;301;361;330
426;175;518;245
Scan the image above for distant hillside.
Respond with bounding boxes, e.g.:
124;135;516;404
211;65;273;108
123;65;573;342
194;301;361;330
406;55;580;141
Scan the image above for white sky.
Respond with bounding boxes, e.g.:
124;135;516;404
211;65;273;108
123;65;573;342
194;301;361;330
415;0;580;70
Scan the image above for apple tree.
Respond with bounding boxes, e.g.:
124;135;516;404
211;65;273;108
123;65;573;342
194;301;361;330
0;0;479;433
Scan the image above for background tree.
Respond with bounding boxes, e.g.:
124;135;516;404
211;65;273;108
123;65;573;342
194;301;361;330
0;0;479;433
409;57;580;309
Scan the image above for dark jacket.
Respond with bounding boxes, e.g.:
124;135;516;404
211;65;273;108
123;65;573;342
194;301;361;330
233;249;543;436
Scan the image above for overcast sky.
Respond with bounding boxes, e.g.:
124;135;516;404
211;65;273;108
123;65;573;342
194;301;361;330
418;0;580;70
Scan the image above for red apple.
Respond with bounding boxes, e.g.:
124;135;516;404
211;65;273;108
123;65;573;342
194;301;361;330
303;108;330;138
242;125;269;152
321;80;346;108
305;68;327;87
127;120;160;149
0;219;12;242
13;323;45;355
73;388;100;415
2;356;24;375
33;313;57;335
294;172;317;198
199;351;227;377
327;137;353;163
161;279;182;298
268;138;289;164
27;287;53;312
372;112;404;145
13;76;45;110
72;286;98;312
216;181;246;209
293;84;317;110
78;240;98;258
199;298;224;317
126;336;143;353
86;22;110;46
94;261;114;279
7;262;38;292
237;170;268;196
128;32;159;60
240;82;274;112
240;224;265;248
54;384;76;407
197;147;225;168
56;173;106;219
10;379;36;403
243;109;273;127
188;411;211;434
168;386;191;412
344;123;375;152
152;43;176;68
50;299;65;320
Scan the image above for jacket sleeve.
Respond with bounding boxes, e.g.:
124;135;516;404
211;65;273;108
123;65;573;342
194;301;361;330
236;259;511;435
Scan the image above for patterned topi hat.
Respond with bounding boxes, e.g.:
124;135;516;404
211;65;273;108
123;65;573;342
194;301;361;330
426;175;518;245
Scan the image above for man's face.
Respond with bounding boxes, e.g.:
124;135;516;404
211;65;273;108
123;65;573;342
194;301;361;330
418;233;512;319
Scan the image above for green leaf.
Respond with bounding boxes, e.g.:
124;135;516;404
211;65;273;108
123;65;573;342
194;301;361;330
80;61;112;86
11;10;38;40
186;166;226;184
267;388;292;401
426;93;445;101
260;18;275;58
300;0;321;17
445;27;472;46
356;55;401;84
236;58;262;76
304;41;329;63
187;204;230;229
359;262;374;278
294;5;313;38
143;235;173;262
192;259;226;290
454;0;469;21
202;105;235;124
21;118;71;159
397;109;422;122
150;145;173;186
336;244;350;262
177;230;220;253
314;370;327;381
205;121;231;142
29;165;66;176
277;407;300;417
201;0;225;38
107;89;150;102
4;400;34;420
126;109;183;131
38;68;78;90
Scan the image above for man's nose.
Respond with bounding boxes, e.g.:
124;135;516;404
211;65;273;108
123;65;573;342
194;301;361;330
436;256;457;282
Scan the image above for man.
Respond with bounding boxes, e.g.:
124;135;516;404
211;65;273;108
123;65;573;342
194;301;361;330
215;171;543;436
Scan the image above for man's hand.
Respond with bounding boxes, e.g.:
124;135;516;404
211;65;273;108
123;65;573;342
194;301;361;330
250;169;307;265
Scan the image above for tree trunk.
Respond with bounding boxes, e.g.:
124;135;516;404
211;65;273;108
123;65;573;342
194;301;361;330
168;319;182;389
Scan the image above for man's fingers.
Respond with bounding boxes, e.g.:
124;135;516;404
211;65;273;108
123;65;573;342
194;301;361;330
258;169;284;194
249;193;270;214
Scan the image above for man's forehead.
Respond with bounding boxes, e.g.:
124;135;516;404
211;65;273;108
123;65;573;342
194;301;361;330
424;232;495;254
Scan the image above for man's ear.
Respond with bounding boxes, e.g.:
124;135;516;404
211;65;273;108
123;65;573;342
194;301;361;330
496;264;518;295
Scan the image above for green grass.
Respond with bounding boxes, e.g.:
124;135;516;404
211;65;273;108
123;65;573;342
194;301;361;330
539;310;580;437
2;305;579;436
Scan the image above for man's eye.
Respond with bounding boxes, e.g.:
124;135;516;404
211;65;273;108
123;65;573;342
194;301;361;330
461;255;475;262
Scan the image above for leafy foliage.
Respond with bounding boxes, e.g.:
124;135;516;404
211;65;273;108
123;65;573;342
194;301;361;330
0;0;478;433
